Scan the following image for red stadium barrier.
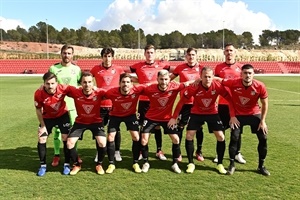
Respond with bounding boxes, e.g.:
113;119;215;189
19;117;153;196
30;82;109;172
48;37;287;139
0;59;298;74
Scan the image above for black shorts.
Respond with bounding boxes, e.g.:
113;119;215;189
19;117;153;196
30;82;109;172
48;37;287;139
177;104;192;126
43;112;71;135
108;115;139;133
236;114;262;134
141;118;179;135
100;107;111;126
187;114;224;133
68;122;106;138
137;100;150;125
218;104;230;129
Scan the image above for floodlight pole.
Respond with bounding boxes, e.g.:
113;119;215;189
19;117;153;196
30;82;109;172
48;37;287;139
46;19;49;59
222;21;225;49
138;19;140;49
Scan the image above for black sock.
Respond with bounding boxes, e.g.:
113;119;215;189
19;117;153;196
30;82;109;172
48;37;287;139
97;145;106;165
37;142;46;165
185;139;194;163
132;140;140;163
154;129;162;152
63;141;70;164
172;143;180;164
107;141;115;164
115;130;121;151
141;144;149;163
69;147;79;165
196;128;204;153
216;140;225;165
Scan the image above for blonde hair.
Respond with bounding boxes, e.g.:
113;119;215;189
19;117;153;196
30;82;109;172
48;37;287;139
157;69;169;77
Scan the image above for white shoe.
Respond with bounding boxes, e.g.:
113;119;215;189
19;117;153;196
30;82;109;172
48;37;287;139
115;151;122;162
171;163;181;174
94;152;98;162
156;150;167;161
213;155;218;163
235;153;246;164
142;163;150;173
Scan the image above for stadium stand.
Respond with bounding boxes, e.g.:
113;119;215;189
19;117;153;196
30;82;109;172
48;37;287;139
0;59;298;74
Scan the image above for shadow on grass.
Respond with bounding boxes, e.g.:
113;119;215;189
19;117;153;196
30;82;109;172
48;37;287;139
0;147;222;175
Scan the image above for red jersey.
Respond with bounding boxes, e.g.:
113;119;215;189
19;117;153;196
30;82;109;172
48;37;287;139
143;81;185;121
222;78;268;115
173;80;235;118
66;87;106;124
90;64;125;108
172;63;202;104
130;61;170;101
34;84;68;119
105;85;145;117
215;62;242;105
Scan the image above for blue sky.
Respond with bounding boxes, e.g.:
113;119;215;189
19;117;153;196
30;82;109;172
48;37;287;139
0;0;299;44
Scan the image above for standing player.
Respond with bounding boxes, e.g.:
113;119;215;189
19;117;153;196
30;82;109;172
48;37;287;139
105;73;145;173
223;64;270;176
34;72;72;176
49;44;81;167
91;47;128;162
169;67;237;174
140;70;191;174
214;43;246;164
170;47;204;162
65;71;107;175
130;44;170;160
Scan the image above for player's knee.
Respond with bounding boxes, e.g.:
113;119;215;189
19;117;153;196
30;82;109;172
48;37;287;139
230;128;240;142
215;132;225;141
38;136;47;143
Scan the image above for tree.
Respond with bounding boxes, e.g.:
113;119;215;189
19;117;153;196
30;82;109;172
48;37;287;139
120;24;137;48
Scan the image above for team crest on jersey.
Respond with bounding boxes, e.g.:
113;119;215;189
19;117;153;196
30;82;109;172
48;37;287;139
103;76;113;85
131;94;136;99
50;102;61;111
93;96;98;101
186;74;196;80
239;96;250;105
82;104;94;114
146;72;155;80
201;99;212;107
71;69;76;75
211;90;216;95
168;91;173;95
57;94;62;99
157;97;169;107
121;102;132;110
111;68;116;74
251;90;256;95
61;77;71;85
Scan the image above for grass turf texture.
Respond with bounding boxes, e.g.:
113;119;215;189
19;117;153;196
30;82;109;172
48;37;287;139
0;76;299;199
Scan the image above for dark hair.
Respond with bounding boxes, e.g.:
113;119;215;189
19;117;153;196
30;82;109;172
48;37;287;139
144;44;155;52
224;43;235;48
43;72;57;82
186;47;197;54
60;44;74;54
119;73;132;83
101;47;115;57
79;71;93;83
241;64;254;70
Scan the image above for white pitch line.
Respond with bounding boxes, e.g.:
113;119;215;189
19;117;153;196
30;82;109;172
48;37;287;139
269;100;300;101
267;87;300;95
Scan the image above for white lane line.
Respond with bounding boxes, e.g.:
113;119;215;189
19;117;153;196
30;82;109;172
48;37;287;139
268;87;300;95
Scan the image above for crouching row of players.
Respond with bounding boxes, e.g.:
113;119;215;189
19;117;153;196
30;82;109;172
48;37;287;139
35;65;270;176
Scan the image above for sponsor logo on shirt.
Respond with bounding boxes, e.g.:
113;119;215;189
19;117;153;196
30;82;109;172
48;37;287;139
82;104;94;114
50;102;61;111
157;97;169;107
61;77;71;85
239;96;250;105
103;76;113;85
201;99;212;107
121;102;132;110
